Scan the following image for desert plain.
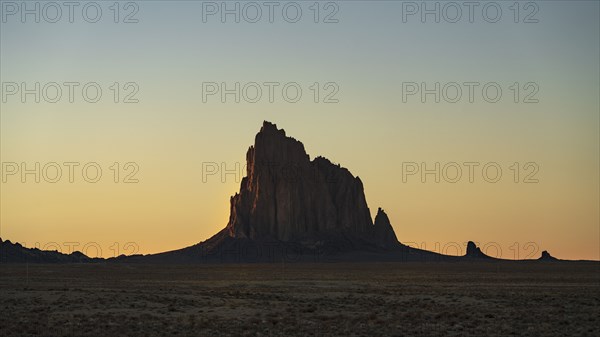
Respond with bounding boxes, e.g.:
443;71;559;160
0;262;598;337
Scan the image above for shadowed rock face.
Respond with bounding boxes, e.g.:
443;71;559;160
226;121;397;247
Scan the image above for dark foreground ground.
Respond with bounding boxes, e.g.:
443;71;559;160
0;262;598;337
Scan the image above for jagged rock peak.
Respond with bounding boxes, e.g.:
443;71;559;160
226;121;390;245
259;121;288;141
260;120;283;134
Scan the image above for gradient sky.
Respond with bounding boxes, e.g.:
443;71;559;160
1;0;598;260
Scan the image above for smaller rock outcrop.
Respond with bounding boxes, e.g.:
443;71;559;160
373;208;400;249
465;241;490;258
538;250;558;261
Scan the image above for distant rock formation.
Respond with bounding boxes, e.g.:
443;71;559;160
538;250;558;261
225;121;400;249
465;241;490;258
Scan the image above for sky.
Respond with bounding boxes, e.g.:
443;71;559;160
1;0;598;260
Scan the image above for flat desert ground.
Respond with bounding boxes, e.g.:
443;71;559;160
1;262;598;336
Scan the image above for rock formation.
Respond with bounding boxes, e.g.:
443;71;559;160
538;250;558;261
465;241;490;258
225;121;399;249
373;208;399;249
